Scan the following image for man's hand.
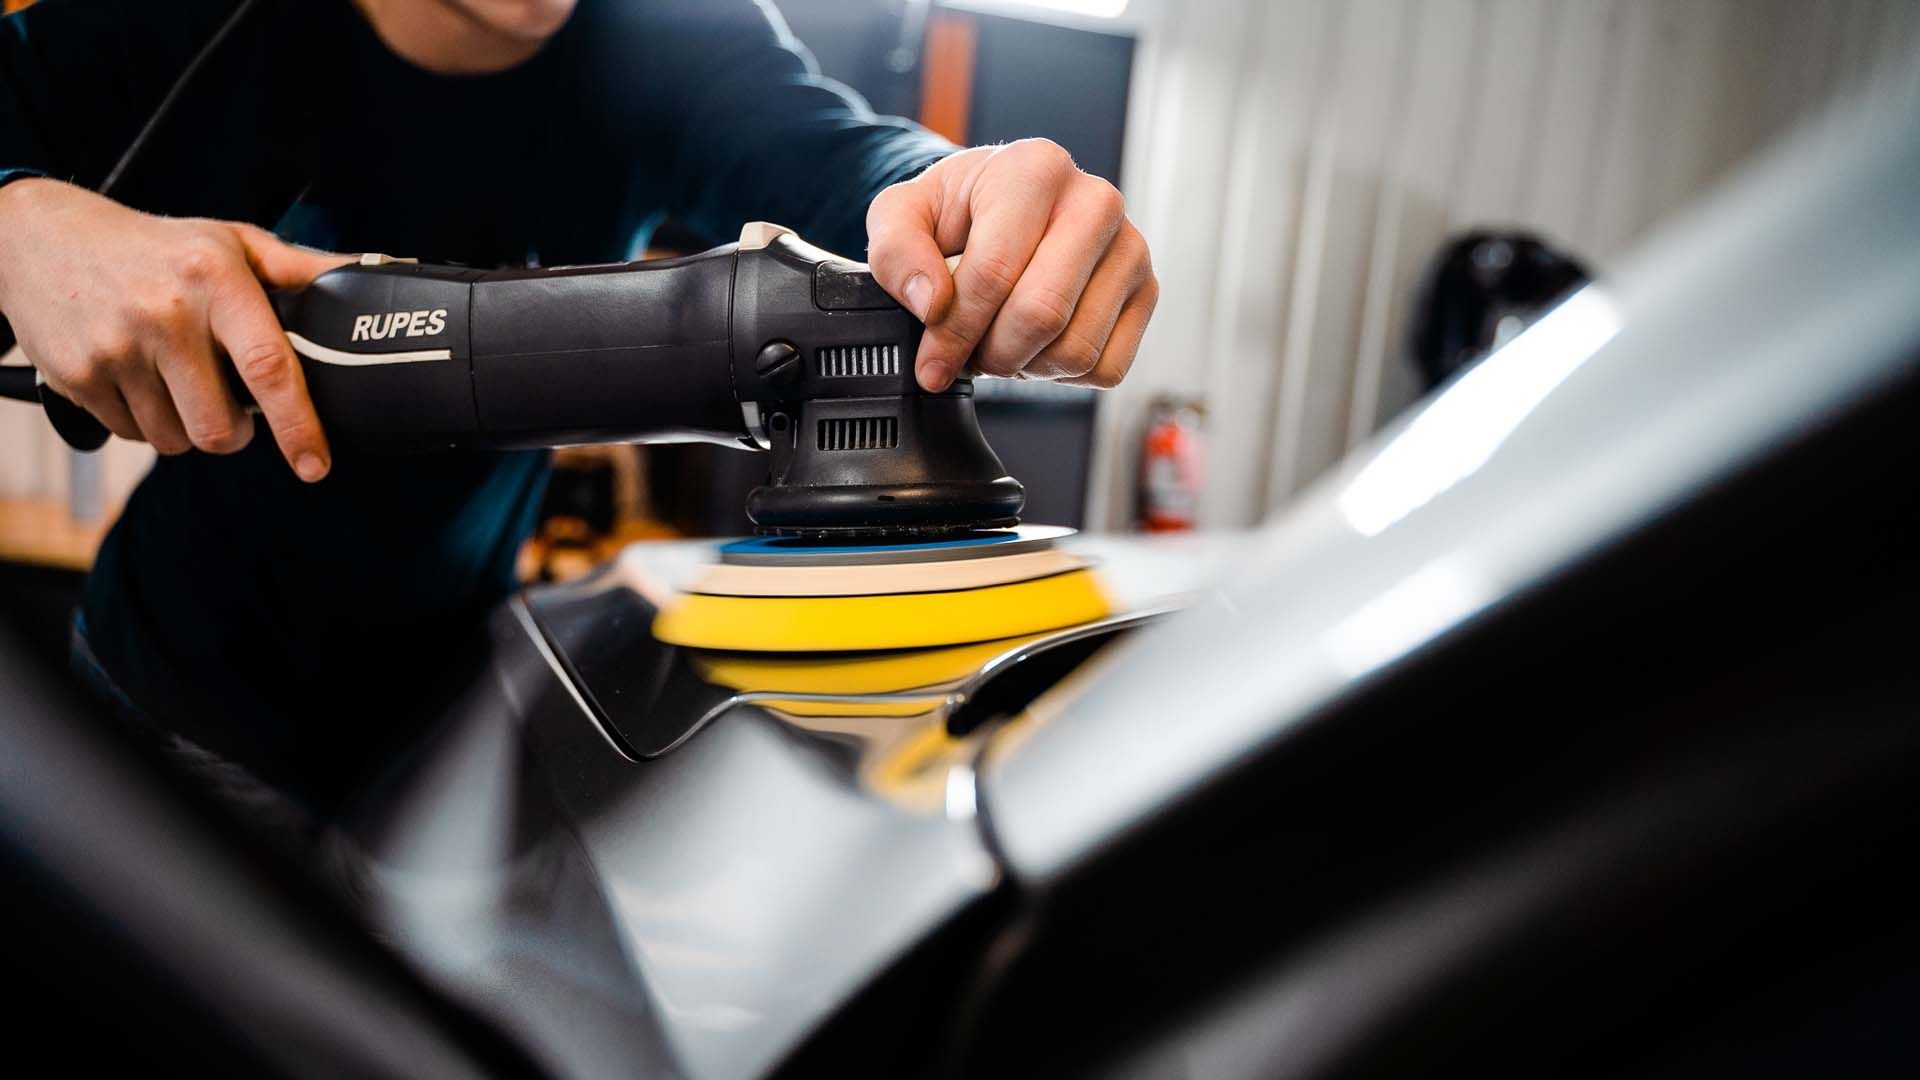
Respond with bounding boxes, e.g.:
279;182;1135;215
0;179;353;481
866;139;1158;392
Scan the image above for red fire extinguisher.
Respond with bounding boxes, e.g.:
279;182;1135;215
1138;395;1204;532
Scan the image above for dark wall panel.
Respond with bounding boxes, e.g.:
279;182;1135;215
966;13;1135;183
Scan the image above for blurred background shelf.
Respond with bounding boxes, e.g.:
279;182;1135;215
0;496;113;672
0;497;111;571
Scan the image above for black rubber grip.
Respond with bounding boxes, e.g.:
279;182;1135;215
467;253;741;444
33;248;752;455
40;380;110;452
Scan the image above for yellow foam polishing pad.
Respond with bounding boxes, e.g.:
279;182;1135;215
744;698;943;719
654;568;1111;652
689;636;1053;717
691;633;1048;695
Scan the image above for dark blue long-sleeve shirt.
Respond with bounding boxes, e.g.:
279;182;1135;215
0;0;952;808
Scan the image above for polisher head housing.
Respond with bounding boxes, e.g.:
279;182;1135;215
743;391;1026;538
728;227;1026;539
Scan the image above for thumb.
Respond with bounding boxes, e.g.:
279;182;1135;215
865;180;960;335
227;222;355;289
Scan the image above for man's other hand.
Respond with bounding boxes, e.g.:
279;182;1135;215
0;179;353;481
866;139;1158;392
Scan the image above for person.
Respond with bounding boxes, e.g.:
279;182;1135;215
0;0;1157;823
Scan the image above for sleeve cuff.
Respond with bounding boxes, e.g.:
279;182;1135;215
0;166;49;192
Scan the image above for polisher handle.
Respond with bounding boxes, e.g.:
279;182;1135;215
271;251;749;452
27;246;755;455
1;319;110;451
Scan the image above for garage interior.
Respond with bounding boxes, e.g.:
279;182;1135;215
2;1;1918;1076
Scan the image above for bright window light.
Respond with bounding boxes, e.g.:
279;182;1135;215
1325;558;1493;679
942;0;1131;20
1337;287;1624;538
945;763;978;822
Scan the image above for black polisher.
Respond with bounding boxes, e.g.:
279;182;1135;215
4;223;1025;538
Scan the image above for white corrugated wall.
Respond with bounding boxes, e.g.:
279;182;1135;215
1093;0;1920;530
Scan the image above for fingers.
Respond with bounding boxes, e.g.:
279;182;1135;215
1021;242;1132;381
915;142;1072;390
1061;275;1157;390
224;224;341;478
230;223;354;289
117;358;192;455
66;353;245;454
90;386;143;442
34;326;196;453
866;180;957;329
974;176;1125;377
156;324;254;455
867;139;1155;392
45;368;141;442
208;275;331;481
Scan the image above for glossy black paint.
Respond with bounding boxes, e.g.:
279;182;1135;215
895;360;1920;1079
523;570;734;758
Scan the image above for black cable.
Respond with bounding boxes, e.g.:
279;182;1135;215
0;363;35;402
99;0;261;196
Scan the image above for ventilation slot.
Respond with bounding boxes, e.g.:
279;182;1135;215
817;344;901;377
818;416;899;451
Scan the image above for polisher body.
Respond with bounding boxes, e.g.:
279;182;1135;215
32;223;1025;537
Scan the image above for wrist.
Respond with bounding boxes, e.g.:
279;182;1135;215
0;171;55;231
0;173;54;305
0;169;52;207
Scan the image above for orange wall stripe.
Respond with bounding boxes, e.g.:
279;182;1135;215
918;12;976;145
